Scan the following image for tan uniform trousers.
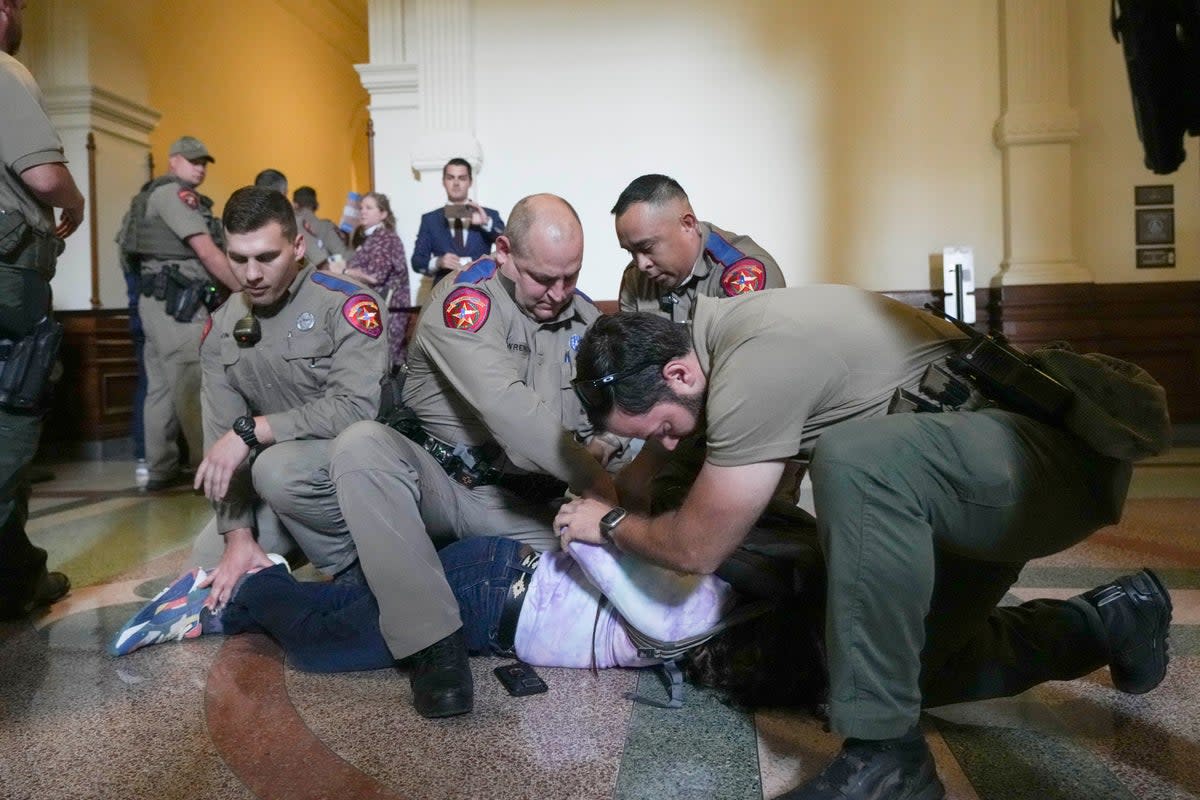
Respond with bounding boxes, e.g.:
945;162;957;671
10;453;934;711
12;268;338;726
139;296;203;481
190;440;355;574
330;420;558;660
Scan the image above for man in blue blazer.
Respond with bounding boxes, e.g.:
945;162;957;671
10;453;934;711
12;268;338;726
412;158;505;284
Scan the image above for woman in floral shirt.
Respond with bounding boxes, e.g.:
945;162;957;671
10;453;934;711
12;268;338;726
332;192;411;365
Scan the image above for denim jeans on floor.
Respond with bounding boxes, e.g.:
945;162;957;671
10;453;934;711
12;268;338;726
221;536;533;672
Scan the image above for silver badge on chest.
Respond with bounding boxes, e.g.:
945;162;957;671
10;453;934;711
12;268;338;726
296;311;316;331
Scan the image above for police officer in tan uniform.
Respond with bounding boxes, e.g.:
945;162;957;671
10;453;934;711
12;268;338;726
0;0;83;618
189;186;389;609
560;289;1172;800
612;174;789;511
614;174;784;322
330;193;621;719
132;136;239;490
292;186;348;270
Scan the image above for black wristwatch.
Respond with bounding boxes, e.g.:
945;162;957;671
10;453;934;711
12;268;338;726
233;415;259;449
599;507;627;543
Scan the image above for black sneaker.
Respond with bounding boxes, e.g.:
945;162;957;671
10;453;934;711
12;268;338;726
1079;568;1172;694
778;728;945;800
407;628;473;719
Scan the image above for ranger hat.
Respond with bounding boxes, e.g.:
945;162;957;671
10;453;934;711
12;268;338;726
169;136;215;164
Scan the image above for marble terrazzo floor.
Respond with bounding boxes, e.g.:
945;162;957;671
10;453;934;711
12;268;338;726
2;449;1199;800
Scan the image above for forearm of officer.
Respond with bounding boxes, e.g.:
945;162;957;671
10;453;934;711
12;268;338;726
564;460;783;574
188;233;241;292
20;162;85;238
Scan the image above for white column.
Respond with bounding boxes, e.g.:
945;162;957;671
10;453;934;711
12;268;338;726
993;0;1091;285
25;0;161;311
359;0;484;305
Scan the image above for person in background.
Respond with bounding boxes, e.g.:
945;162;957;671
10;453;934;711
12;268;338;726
292;186;349;270
328;191;410;367
412;158;505;284
254;168;287;196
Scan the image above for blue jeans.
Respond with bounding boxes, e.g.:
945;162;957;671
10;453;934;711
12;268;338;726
221;536;531;672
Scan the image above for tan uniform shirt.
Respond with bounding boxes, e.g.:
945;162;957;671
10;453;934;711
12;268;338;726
618;222;784;322
403;259;609;493
692;286;967;467
201;264;389;531
296;208;349;267
141;181;216;281
0;51;64;242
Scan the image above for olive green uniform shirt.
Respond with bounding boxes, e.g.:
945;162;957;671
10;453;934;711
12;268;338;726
618;222;784;323
692;286;967;467
296;208;349;267
404;260;610;493
140;181;216;281
0;51;63;244
201;265;389;532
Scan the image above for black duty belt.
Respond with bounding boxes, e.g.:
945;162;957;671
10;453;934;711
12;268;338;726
496;546;541;654
399;423;567;501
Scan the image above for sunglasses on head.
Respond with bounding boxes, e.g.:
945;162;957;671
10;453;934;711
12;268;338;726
571;362;662;411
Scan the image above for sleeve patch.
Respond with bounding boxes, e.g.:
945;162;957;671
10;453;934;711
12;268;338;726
443;287;491;332
177;188;199;210
342;294;383;338
720;258;767;296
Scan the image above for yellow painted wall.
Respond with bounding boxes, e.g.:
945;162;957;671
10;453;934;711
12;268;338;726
145;0;370;218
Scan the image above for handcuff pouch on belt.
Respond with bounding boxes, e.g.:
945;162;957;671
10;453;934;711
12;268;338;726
0;315;63;412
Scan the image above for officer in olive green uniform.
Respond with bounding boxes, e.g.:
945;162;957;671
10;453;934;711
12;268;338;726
563;288;1165;799
0;17;84;618
292;186;349;270
612;174;784;322
618;221;783;320
330;194;621;717
131;136;232;488
612;174;787;510
191;262;390;573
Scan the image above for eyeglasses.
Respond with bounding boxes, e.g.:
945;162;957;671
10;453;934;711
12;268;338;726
572;362;661;411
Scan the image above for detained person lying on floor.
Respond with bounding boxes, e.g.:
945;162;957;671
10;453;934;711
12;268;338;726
108;535;827;710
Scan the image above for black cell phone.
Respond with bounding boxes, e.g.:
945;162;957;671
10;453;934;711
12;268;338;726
493;662;548;697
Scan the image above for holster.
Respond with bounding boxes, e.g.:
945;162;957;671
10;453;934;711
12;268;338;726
169;276;210;323
0;315;63;412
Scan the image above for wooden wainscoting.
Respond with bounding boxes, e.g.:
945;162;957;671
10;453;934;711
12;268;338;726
47;310;137;442
886;282;1200;423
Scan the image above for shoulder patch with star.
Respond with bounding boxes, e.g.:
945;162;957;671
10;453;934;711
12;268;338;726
720;258;767;296
177;188;200;210
443;287;491;332
343;294;382;338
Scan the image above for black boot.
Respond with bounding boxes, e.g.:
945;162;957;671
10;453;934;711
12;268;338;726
1077;568;1172;694
0;570;70;621
407;628;473;719
778;727;945;800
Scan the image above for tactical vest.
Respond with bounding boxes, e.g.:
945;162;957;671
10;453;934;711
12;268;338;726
117;176;220;262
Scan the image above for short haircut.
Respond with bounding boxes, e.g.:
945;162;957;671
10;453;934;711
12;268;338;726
505;194;581;258
443;158;473;180
574;312;694;428
253;168;288;194
292;186;318;210
223;186;298;240
362;191;396;230
611;174;689;216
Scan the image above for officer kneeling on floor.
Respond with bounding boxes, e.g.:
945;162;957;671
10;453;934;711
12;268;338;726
555;286;1173;800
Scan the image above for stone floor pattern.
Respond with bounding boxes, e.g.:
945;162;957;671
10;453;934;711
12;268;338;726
2;448;1198;800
